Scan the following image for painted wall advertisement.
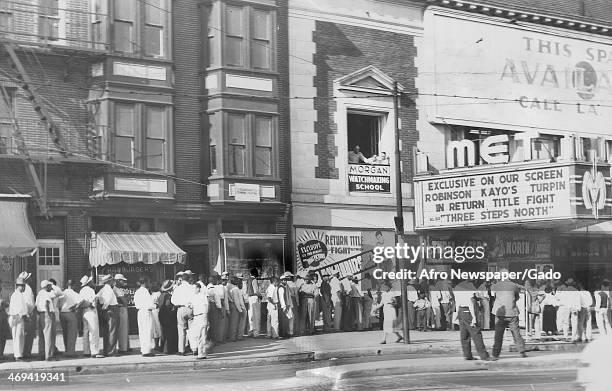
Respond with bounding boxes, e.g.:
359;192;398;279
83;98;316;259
427;9;612;134
295;228;395;288
348;164;391;193
415;166;572;229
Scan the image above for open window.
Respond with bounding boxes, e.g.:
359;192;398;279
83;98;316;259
347;112;385;163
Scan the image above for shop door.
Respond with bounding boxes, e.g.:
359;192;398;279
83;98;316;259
36;240;64;289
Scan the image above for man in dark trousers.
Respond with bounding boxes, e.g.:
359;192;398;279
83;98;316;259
491;269;527;358
454;279;494;361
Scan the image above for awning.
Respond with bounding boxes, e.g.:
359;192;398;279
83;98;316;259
560;221;612;236
89;232;186;267
0;198;37;257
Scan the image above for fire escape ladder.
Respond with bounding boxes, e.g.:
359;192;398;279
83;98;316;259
3;43;70;158
0;84;49;217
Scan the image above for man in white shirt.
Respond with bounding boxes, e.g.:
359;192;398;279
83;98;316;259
578;283;594;342
133;278;155;357
9;278;32;361
236;274;248;340
206;275;222;346
97;274;119;356
36;280;57;361
189;281;209;359
58;280;81;357
245;269;262;338
18;271;36;359
348;276;364;331
329;271;344;331
557;278;581;342
79;275;103;358
228;276;246;341
406;280;419;330
454;280;493;361
171;271;195;355
435;278;455;331
594;280;611;335
266;277;281;338
428;280;442;330
284;272;299;336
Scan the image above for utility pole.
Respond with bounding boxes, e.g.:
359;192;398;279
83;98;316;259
393;81;409;344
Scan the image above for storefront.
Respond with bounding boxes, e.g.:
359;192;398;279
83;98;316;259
89;232;186;333
0;195;37;301
414;6;612;287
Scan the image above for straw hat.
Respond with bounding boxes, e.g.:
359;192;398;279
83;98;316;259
114;274;127;281
80;275;93;286
15;278;25;286
40;280;51;288
99;274;113;285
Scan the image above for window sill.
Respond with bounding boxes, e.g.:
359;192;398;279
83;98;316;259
208;175;281;182
204;66;279;77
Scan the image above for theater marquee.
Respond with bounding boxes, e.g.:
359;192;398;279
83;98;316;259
414;163;612;229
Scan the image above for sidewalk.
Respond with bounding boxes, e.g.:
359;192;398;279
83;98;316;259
0;329;589;375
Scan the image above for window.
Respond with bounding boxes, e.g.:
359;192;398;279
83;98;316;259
111;102;171;171
144;0;163;56
206;5;216;67
254;116;272;176
222;112;277;178
251;9;271;69
0;87;14;154
531;135;560;160
145;106;166;170
581;137;601;162
0;1;11;35
228;113;246;175
114;104;135;165
38;246;60;266
112;0;167;57
39;0;59;41
219;5;274;70
347;113;382;163
225;6;244;67
91;0;105;49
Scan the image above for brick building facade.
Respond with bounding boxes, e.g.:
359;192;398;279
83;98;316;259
0;0;291;307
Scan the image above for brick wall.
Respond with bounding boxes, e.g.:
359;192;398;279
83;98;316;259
312;22;418;183
277;0;291;205
172;0;203;202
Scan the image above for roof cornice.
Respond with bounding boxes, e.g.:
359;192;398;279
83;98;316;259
424;0;612;37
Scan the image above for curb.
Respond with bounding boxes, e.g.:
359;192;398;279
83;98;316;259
510;342;587;353
314;344;462;360
0;352;315;377
296;356;581;381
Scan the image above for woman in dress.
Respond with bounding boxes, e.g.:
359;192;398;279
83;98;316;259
541;285;559;336
133;277;156;357
373;283;403;344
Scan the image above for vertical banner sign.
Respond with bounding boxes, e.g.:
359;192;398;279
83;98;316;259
348;164;391;193
295;228;395;288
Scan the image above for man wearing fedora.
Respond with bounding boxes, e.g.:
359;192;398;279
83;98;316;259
172;270;196;355
58;280;81;357
206;275;223;346
36;280;57;360
227;276;246;341
97;274;119;356
8;278;32;361
113;274;130;354
218;272;230;343
157;280;177;353
18;272;36;359
78;275;103;358
299;274;317;335
189;281;209;359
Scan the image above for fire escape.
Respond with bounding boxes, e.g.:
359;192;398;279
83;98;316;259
0;0;108;217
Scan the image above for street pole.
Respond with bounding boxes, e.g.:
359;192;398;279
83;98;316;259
393;81;410;344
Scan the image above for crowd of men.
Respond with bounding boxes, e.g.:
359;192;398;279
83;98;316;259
1;268;610;362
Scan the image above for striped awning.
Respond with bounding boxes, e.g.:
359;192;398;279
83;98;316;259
0;198;37;257
89;232;186;267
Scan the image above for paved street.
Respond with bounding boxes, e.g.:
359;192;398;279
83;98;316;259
0;353;581;391
309;369;581;391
